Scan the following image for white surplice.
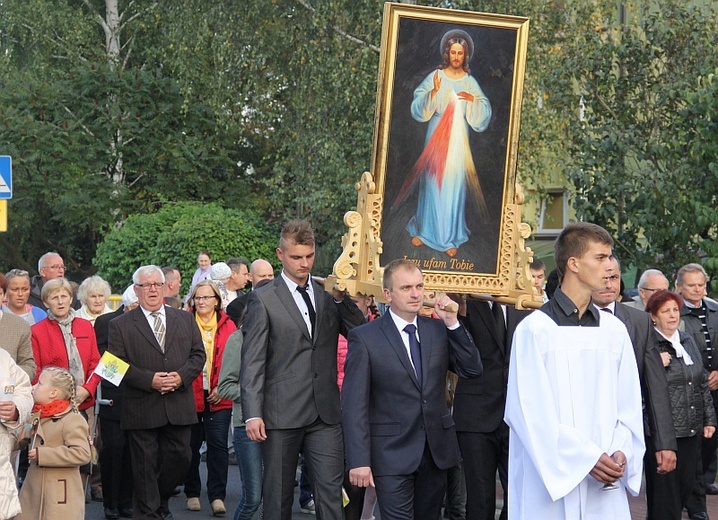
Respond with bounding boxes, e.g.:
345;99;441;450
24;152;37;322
504;310;645;519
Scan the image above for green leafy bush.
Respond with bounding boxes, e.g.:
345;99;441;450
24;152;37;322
95;202;279;294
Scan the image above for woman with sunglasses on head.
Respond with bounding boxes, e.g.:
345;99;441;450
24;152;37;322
184;280;237;516
3;269;47;325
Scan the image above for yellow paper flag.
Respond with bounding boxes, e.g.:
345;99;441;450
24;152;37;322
94;351;130;387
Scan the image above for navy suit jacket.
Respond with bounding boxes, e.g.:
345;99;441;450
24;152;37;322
341;313;482;476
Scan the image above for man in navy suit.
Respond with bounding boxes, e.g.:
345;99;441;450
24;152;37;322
342;259;482;520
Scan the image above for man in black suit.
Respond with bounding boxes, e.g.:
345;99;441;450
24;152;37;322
109;266;205;519
592;257;677;493
96;285;138;520
241;220;364;520
342;259;482;520
453;299;529;520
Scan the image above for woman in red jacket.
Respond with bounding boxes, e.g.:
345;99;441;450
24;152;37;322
30;278;100;410
184;280;237;516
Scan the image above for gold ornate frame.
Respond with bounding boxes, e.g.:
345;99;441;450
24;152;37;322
328;4;539;308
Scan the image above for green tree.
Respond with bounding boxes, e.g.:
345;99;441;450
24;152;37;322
556;1;718;279
0;0;253;276
94;202;279;294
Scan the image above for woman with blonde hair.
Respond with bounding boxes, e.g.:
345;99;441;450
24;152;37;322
17;366;91;519
184;280;237;515
31;278;100;411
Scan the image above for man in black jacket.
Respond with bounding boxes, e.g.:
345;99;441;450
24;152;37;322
592;257;677;471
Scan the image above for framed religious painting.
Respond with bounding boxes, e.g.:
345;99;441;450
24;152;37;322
370;3;530;295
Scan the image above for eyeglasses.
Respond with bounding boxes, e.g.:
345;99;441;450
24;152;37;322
44;265;65;271
193;295;217;302
640;287;663;293
135;282;165;290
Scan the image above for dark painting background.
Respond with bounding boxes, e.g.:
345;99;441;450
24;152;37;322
380;18;518;275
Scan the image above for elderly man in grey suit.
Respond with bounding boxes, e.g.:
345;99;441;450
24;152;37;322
592;257;677;501
241;220;365;520
109;265;205;520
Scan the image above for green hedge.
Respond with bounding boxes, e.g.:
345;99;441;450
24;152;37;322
94;202;279;295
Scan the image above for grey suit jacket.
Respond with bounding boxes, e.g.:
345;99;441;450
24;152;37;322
614;301;677;451
342;313;482;476
240;276;364;428
108;306;205;430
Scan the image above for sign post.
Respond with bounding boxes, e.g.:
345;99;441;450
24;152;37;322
0;156;12;232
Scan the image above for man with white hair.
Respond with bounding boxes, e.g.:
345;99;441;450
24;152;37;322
625;269;670;311
28;251;81;311
109;265;205;519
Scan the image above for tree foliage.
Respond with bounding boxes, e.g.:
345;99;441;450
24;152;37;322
94;202;279;293
1;0;716;287
555;1;718;280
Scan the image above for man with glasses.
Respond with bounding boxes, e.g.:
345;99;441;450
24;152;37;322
109;265;205;519
28;251;81;311
625;269;670;311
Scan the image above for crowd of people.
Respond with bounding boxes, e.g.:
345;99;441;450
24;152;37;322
0;220;717;520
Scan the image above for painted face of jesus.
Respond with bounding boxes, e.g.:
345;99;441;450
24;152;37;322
449;43;465;71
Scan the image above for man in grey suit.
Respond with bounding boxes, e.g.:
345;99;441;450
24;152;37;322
241;220;365;520
592;257;677;481
109;265;205;519
624;269;670;310
342;259;482;519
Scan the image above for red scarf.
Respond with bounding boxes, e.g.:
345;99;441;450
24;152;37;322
32;400;71;418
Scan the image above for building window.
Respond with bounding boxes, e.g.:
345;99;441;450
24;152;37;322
535;190;568;236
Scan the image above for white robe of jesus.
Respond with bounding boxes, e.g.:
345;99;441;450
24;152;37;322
505;309;645;519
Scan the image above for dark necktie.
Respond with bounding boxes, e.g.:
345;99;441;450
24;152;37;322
600;307;612;315
403;324;422;387
296;283;316;337
491;302;506;348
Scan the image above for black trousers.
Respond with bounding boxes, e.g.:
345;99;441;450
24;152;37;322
374;442;448;520
127;424;192;519
457;422;509;520
645;434;702;520
99;417;133;510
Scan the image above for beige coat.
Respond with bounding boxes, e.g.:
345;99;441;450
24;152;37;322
17;407;91;520
0;349;33;520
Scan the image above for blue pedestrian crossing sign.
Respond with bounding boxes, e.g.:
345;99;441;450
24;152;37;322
0;156;11;199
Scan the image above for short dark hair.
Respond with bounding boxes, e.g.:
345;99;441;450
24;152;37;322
226;257;249;272
279;220;315;249
645;289;684;315
383;259;422;290
162;266;179;278
0;273;6;292
529;258;546;274
553;222;613;280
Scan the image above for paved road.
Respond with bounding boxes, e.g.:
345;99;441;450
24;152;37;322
85;460;309;519
85;463;718;519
